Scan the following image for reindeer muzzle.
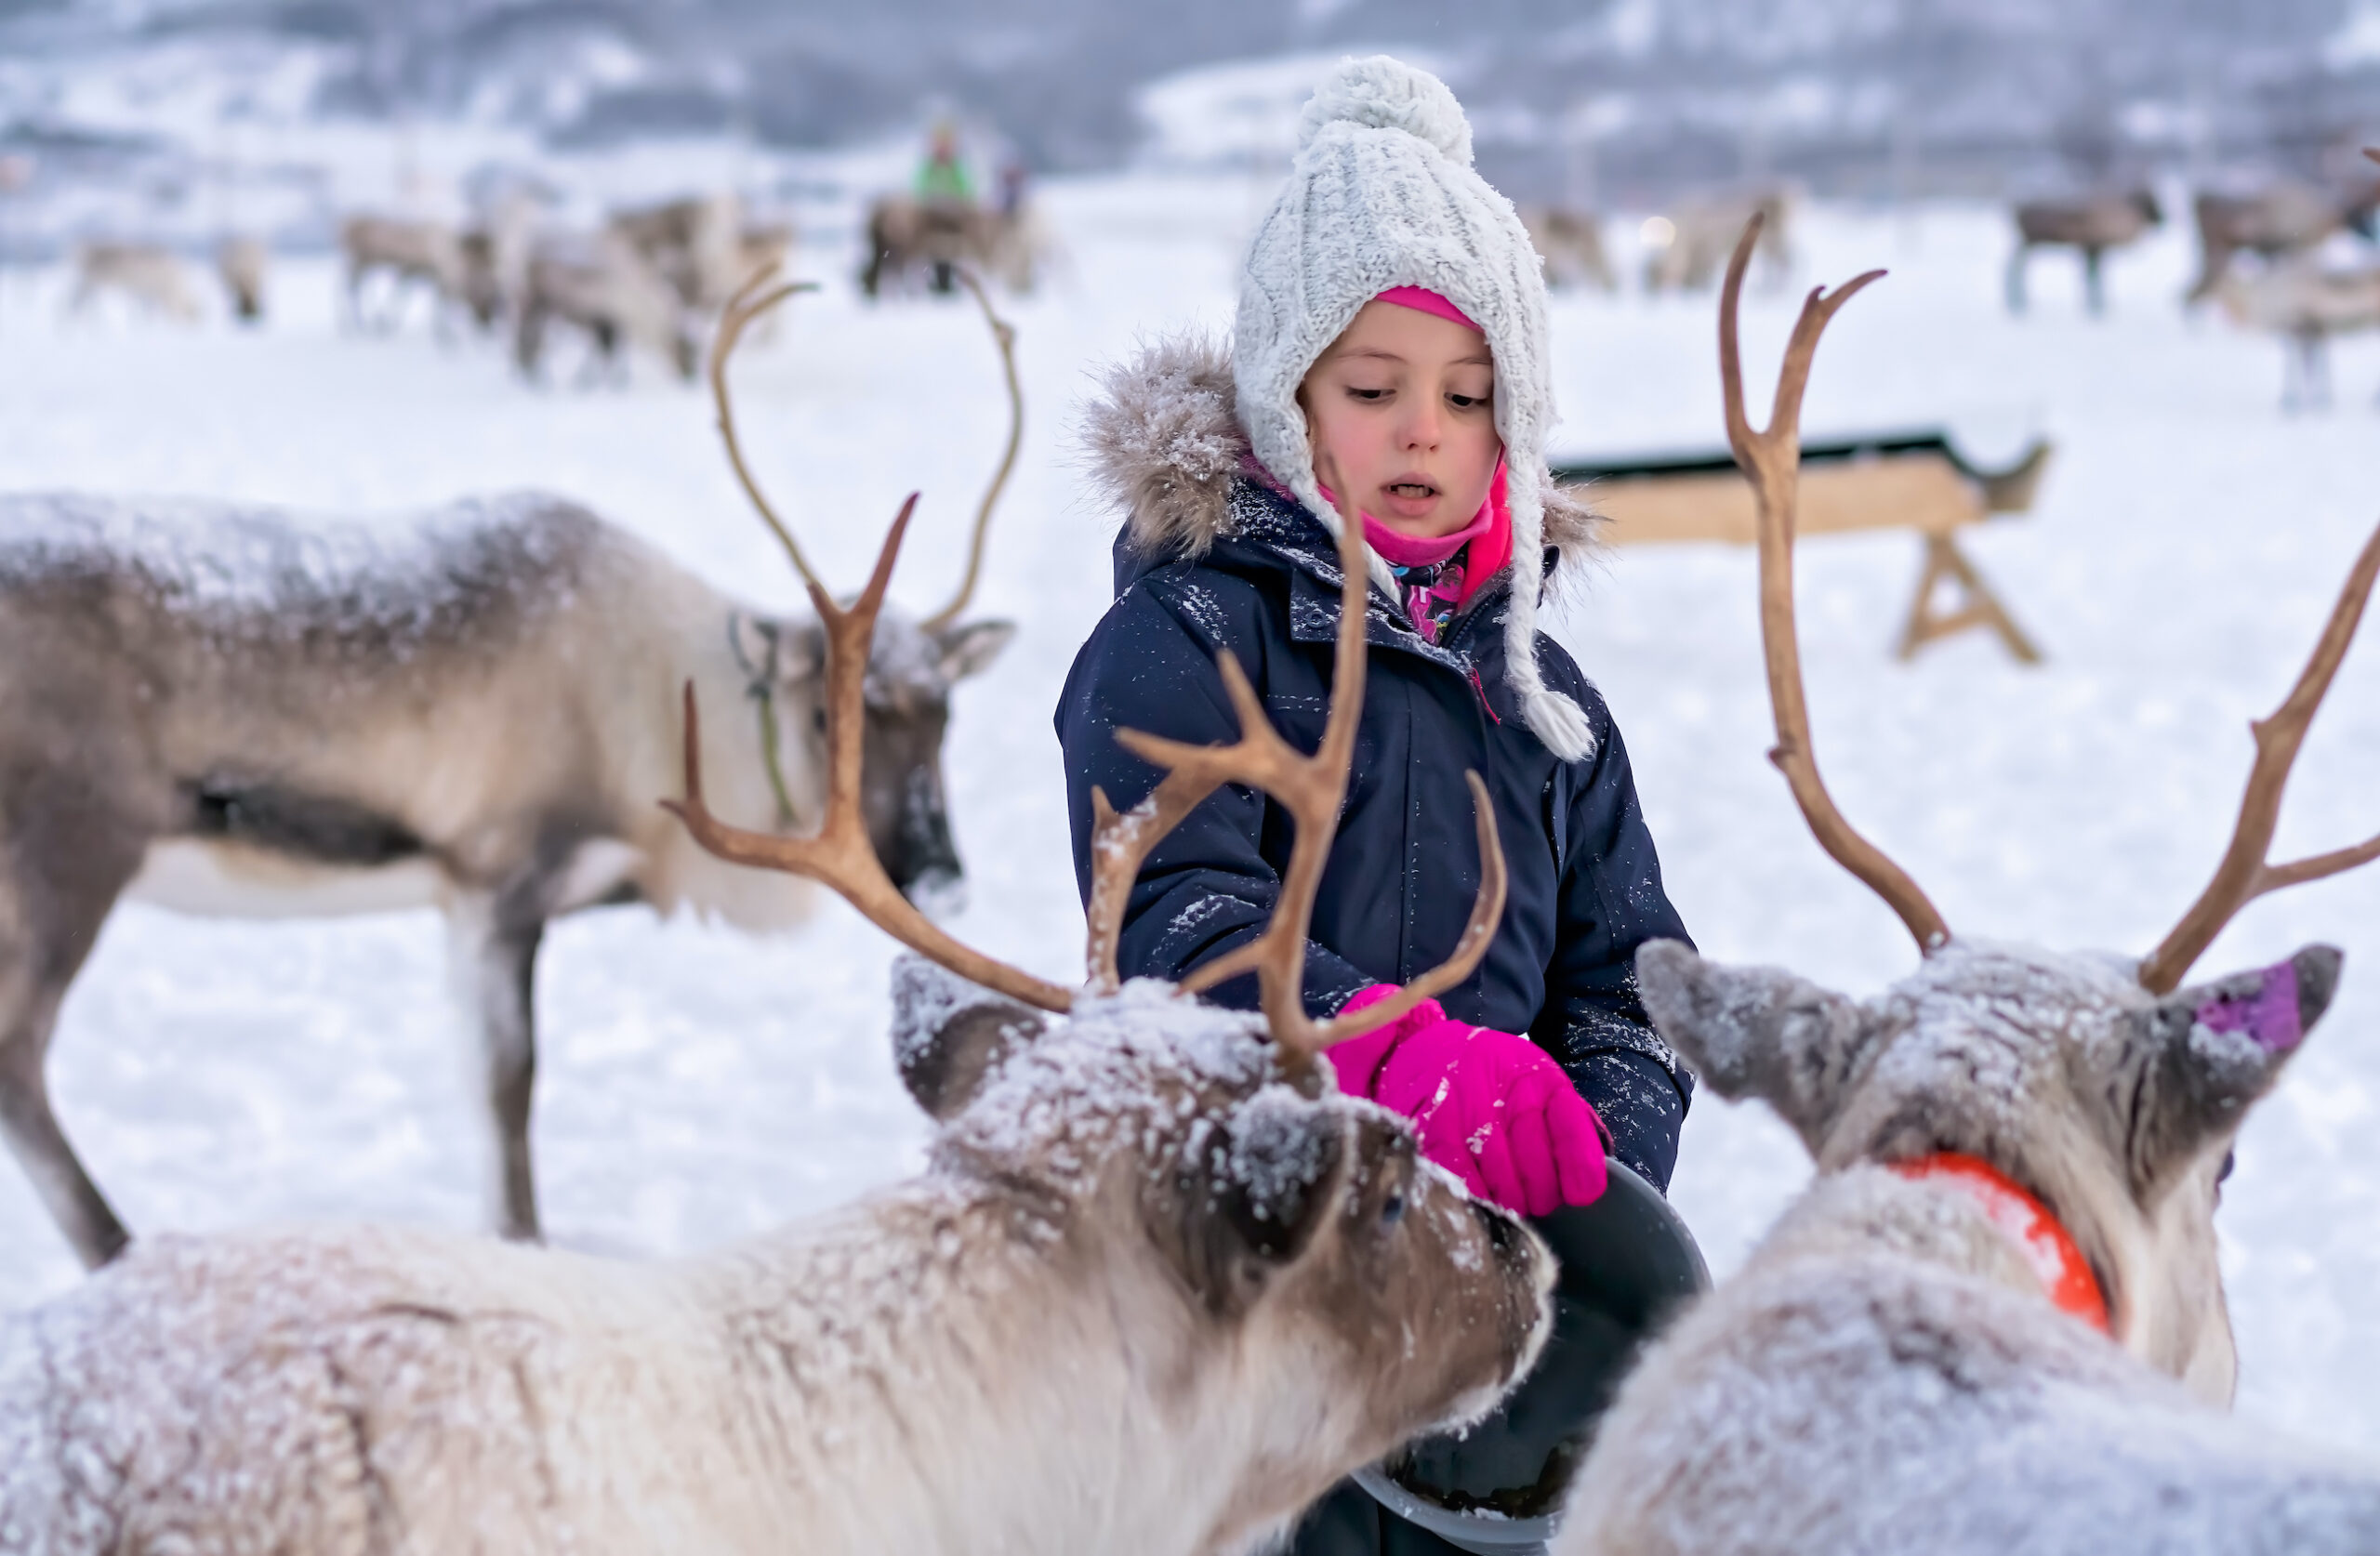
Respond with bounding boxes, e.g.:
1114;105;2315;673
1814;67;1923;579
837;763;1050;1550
1355;1160;1710;1552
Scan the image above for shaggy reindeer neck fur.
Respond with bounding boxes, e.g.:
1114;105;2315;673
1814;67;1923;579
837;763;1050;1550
0;974;1553;1556
1078;332;1604;756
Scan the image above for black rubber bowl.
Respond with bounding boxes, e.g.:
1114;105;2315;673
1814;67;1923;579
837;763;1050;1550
1354;1160;1711;1553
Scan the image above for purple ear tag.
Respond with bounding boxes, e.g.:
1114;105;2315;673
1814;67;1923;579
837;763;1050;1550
2195;962;2304;1053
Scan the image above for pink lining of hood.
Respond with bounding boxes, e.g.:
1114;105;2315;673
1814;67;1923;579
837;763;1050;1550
1376;285;1482;333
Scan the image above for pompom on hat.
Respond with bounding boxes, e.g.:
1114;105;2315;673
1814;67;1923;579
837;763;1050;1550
1235;55;1592;760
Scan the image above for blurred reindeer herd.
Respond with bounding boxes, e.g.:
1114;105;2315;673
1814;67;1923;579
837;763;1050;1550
53;168;1059;388
46;153;2380;413
1517;162;2380;412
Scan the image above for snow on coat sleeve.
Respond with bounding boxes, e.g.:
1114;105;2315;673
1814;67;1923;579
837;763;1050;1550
1056;576;1374;1019
1526;679;1698;1191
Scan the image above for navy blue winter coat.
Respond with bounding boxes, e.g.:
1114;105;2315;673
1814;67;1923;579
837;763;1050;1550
1058;346;1694;1187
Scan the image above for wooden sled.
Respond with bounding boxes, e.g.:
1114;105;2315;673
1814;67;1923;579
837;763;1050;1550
1553;431;2052;663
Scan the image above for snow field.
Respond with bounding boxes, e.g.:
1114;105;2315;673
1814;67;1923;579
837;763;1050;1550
2;177;2377;1451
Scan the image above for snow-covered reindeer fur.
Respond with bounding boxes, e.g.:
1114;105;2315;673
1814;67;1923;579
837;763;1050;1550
1555;222;2380;1555
0;271;1024;1270
0;441;1556;1556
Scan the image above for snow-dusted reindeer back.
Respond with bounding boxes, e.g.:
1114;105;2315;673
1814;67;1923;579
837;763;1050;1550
1555;221;2380;1555
0;441;1556;1556
0;267;1021;1270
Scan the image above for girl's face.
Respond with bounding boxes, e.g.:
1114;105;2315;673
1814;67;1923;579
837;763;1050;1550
1300;300;1501;539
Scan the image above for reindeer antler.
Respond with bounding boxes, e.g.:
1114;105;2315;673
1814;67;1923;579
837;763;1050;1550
1098;489;1509;1054
2137;520;2380;994
921;267;1023;635
711;262;826;594
664;494;1078;1014
1719;216;1950;955
675;281;1505;1056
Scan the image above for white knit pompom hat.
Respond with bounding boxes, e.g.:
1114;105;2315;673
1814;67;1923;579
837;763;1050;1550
1234;54;1591;761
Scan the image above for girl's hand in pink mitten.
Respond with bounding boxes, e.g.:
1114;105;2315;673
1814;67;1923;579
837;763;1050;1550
1327;986;1608;1217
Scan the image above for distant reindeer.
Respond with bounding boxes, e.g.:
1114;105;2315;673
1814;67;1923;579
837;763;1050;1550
455;193;544;331
214;235;267;323
1557;221;2380;1556
338;214;468;334
859;193;1046;298
2185;178;2380;306
1640;190;1794;294
66;243;200;323
608;191;748;311
1522;206;1618;292
2216;259;2380;412
0;268;1025;1270
512;232;700;385
2006;188;2162;316
0;388;1554;1556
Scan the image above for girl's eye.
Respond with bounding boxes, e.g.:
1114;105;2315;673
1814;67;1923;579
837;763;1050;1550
1448;392;1489;410
1381;1191;1407;1228
1346;386;1388;402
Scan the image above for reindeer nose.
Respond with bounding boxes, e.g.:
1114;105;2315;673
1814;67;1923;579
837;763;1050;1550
2294;944;2344;1029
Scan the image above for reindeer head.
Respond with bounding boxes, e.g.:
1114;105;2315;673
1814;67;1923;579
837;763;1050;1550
1638;938;2338;1400
1679;218;2380;1403
711;265;1020;907
890;960;1554;1484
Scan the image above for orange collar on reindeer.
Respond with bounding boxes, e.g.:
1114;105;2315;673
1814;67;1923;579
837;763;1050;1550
1890;1154;2109;1335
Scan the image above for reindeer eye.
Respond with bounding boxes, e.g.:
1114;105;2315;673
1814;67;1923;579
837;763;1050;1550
812;707;828;734
1381;1191;1407;1228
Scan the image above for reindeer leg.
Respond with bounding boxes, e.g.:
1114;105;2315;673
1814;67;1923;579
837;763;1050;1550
2083;247;2107;317
445;892;545;1242
2005;244;2029;314
0;986;130;1271
0;781;151;1269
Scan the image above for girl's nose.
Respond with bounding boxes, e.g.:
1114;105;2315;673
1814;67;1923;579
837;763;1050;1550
1400;401;1442;451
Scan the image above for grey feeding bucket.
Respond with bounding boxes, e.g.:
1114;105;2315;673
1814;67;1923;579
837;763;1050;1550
1355;1160;1711;1555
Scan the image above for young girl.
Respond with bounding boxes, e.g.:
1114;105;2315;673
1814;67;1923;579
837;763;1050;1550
1061;64;1691;1541
1064;55;1690;1196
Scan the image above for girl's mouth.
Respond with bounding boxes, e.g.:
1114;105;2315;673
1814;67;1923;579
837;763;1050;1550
1379;478;1442;520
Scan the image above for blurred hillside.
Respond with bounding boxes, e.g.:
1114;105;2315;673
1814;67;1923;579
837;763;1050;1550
4;0;2379;250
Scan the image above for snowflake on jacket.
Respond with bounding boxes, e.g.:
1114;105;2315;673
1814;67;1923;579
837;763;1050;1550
1057;334;1696;1189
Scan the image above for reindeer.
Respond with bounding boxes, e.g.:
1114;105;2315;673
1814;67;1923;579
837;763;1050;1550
2005;188;2162;316
2216;259;2380;412
0;370;1556;1555
606;191;752;312
1523;206;1618;292
1554;222;2380;1556
337;215;469;334
2185;178;2380;307
214;235;267;324
861;192;1029;298
1640;190;1793;294
65;243;201;323
513;231;702;385
0;269;1025;1271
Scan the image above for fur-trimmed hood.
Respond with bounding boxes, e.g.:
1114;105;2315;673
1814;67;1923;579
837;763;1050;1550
1078;332;1606;758
1079;332;1602;576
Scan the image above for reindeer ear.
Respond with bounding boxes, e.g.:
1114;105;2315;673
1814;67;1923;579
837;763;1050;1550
728;614;825;686
889;955;1047;1121
1635;939;1885;1154
933;619;1015;683
1171;1088;1344;1315
2123;944;2341;1194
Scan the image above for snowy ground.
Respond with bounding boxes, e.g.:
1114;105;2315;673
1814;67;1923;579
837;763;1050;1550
4;178;2379;1451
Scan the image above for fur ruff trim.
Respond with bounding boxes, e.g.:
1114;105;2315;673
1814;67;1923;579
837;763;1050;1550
1078;332;1604;761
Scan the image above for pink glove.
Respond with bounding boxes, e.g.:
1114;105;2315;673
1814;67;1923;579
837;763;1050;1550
1328;985;1609;1216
